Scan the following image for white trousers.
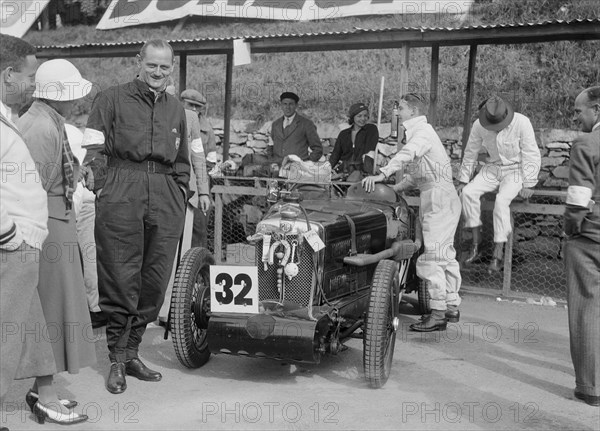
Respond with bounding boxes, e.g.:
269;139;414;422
417;186;462;311
461;164;522;243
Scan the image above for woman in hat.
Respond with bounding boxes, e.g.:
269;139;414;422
329;102;379;178
15;59;95;425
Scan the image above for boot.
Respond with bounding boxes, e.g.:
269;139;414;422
488;242;505;273
410;309;447;332
464;227;482;264
445;305;460;323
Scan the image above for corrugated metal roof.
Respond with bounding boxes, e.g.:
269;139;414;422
35;18;599;51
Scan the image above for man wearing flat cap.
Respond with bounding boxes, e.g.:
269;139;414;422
181;89;217;161
267;92;323;164
457;96;541;272
180;88;214;249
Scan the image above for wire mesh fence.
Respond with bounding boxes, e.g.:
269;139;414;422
210;178;568;300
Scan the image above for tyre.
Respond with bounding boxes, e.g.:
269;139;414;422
417;278;431;315
171;247;214;368
364;259;399;388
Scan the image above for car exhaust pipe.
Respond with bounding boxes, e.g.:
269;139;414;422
343;240;418;267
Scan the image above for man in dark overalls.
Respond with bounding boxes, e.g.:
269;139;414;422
82;39;190;394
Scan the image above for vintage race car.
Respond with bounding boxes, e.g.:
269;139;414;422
168;181;428;388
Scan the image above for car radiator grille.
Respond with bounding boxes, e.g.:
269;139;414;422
255;236;315;307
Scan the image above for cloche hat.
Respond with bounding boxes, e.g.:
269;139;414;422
32;59;92;101
348;102;368;119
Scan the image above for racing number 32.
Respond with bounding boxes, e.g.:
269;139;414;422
210;265;259;314
215;273;252;305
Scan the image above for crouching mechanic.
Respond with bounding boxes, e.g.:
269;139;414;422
361;93;461;332
82;39;190;394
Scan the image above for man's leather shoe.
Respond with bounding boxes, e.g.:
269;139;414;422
575;390;600;407
125;358;162;382
419;308;460;323
463;244;482;264
411;310;447;332
106;362;126;394
445;307;460;323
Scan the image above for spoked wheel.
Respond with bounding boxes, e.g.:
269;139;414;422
417;278;431;315
170;247;214;368
364;259;399;388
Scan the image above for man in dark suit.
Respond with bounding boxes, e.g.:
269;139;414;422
268;92;323;164
564;85;600;407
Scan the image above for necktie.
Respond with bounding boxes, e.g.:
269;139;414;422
398;125;407;145
284;117;291;129
61;127;76;210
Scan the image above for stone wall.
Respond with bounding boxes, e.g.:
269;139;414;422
210;118;580;191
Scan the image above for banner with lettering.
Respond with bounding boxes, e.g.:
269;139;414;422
97;0;473;30
0;0;50;37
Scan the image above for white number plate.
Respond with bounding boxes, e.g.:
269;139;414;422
210;265;259;314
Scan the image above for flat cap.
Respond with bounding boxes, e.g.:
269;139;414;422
280;92;299;103
181;89;206;106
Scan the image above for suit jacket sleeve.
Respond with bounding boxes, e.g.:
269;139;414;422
305;119;323;162
564;136;598;236
20;119;61;193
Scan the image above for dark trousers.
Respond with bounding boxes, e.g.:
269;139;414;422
564;236;600;397
96;168;185;363
191;207;208;248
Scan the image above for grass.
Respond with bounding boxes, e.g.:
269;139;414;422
23;0;600;129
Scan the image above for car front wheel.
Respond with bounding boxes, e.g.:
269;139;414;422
417;278;431;315
170;247;214;368
363;259;399;389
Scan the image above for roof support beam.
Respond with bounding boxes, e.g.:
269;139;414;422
429;44;440;126
179;52;187;93
222;50;234;162
461;44;478;159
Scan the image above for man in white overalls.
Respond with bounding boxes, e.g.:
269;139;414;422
362;93;461;332
457;96;540;272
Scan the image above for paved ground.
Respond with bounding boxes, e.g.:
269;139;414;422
2;291;599;430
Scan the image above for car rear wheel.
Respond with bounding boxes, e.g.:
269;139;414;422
171;247;214;368
417;278;431;315
364;259;399;388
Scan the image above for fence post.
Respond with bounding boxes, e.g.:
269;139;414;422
502;212;514;296
214;192;223;263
